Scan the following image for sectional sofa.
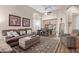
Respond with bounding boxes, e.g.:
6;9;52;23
2;28;32;47
1;28;40;52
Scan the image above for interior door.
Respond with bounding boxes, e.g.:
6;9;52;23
59;23;64;36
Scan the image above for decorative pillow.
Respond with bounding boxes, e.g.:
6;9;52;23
10;31;19;37
7;32;13;37
27;30;32;36
20;31;26;35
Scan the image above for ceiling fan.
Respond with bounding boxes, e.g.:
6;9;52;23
44;7;52;15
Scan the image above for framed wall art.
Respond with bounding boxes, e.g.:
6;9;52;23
22;17;30;27
9;14;21;26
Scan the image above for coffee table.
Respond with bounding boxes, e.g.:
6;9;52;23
19;36;40;49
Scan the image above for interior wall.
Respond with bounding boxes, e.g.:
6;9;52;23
54;10;67;36
0;5;41;37
55;6;79;34
56;6;79;34
33;13;42;32
73;14;79;29
42;13;57;20
43;19;57;28
42;9;67;36
66;6;79;33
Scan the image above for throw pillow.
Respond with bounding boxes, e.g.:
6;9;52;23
20;31;26;35
10;31;19;37
27;30;32;36
7;32;13;37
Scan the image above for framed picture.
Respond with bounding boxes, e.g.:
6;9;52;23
22;17;30;27
9;14;21;26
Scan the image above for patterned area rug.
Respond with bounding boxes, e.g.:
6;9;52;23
12;36;59;53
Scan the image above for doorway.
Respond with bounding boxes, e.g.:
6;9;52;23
59;23;64;36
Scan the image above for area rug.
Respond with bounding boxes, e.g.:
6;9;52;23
12;36;59;53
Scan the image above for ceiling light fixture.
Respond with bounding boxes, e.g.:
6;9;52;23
44;7;48;15
44;6;53;16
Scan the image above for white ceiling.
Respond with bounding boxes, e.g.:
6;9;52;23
29;5;66;13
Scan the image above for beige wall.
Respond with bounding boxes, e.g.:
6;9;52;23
42;13;57;20
55;6;79;35
1;5;79;38
72;14;79;30
66;6;79;33
0;5;41;38
33;13;42;32
41;8;67;36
